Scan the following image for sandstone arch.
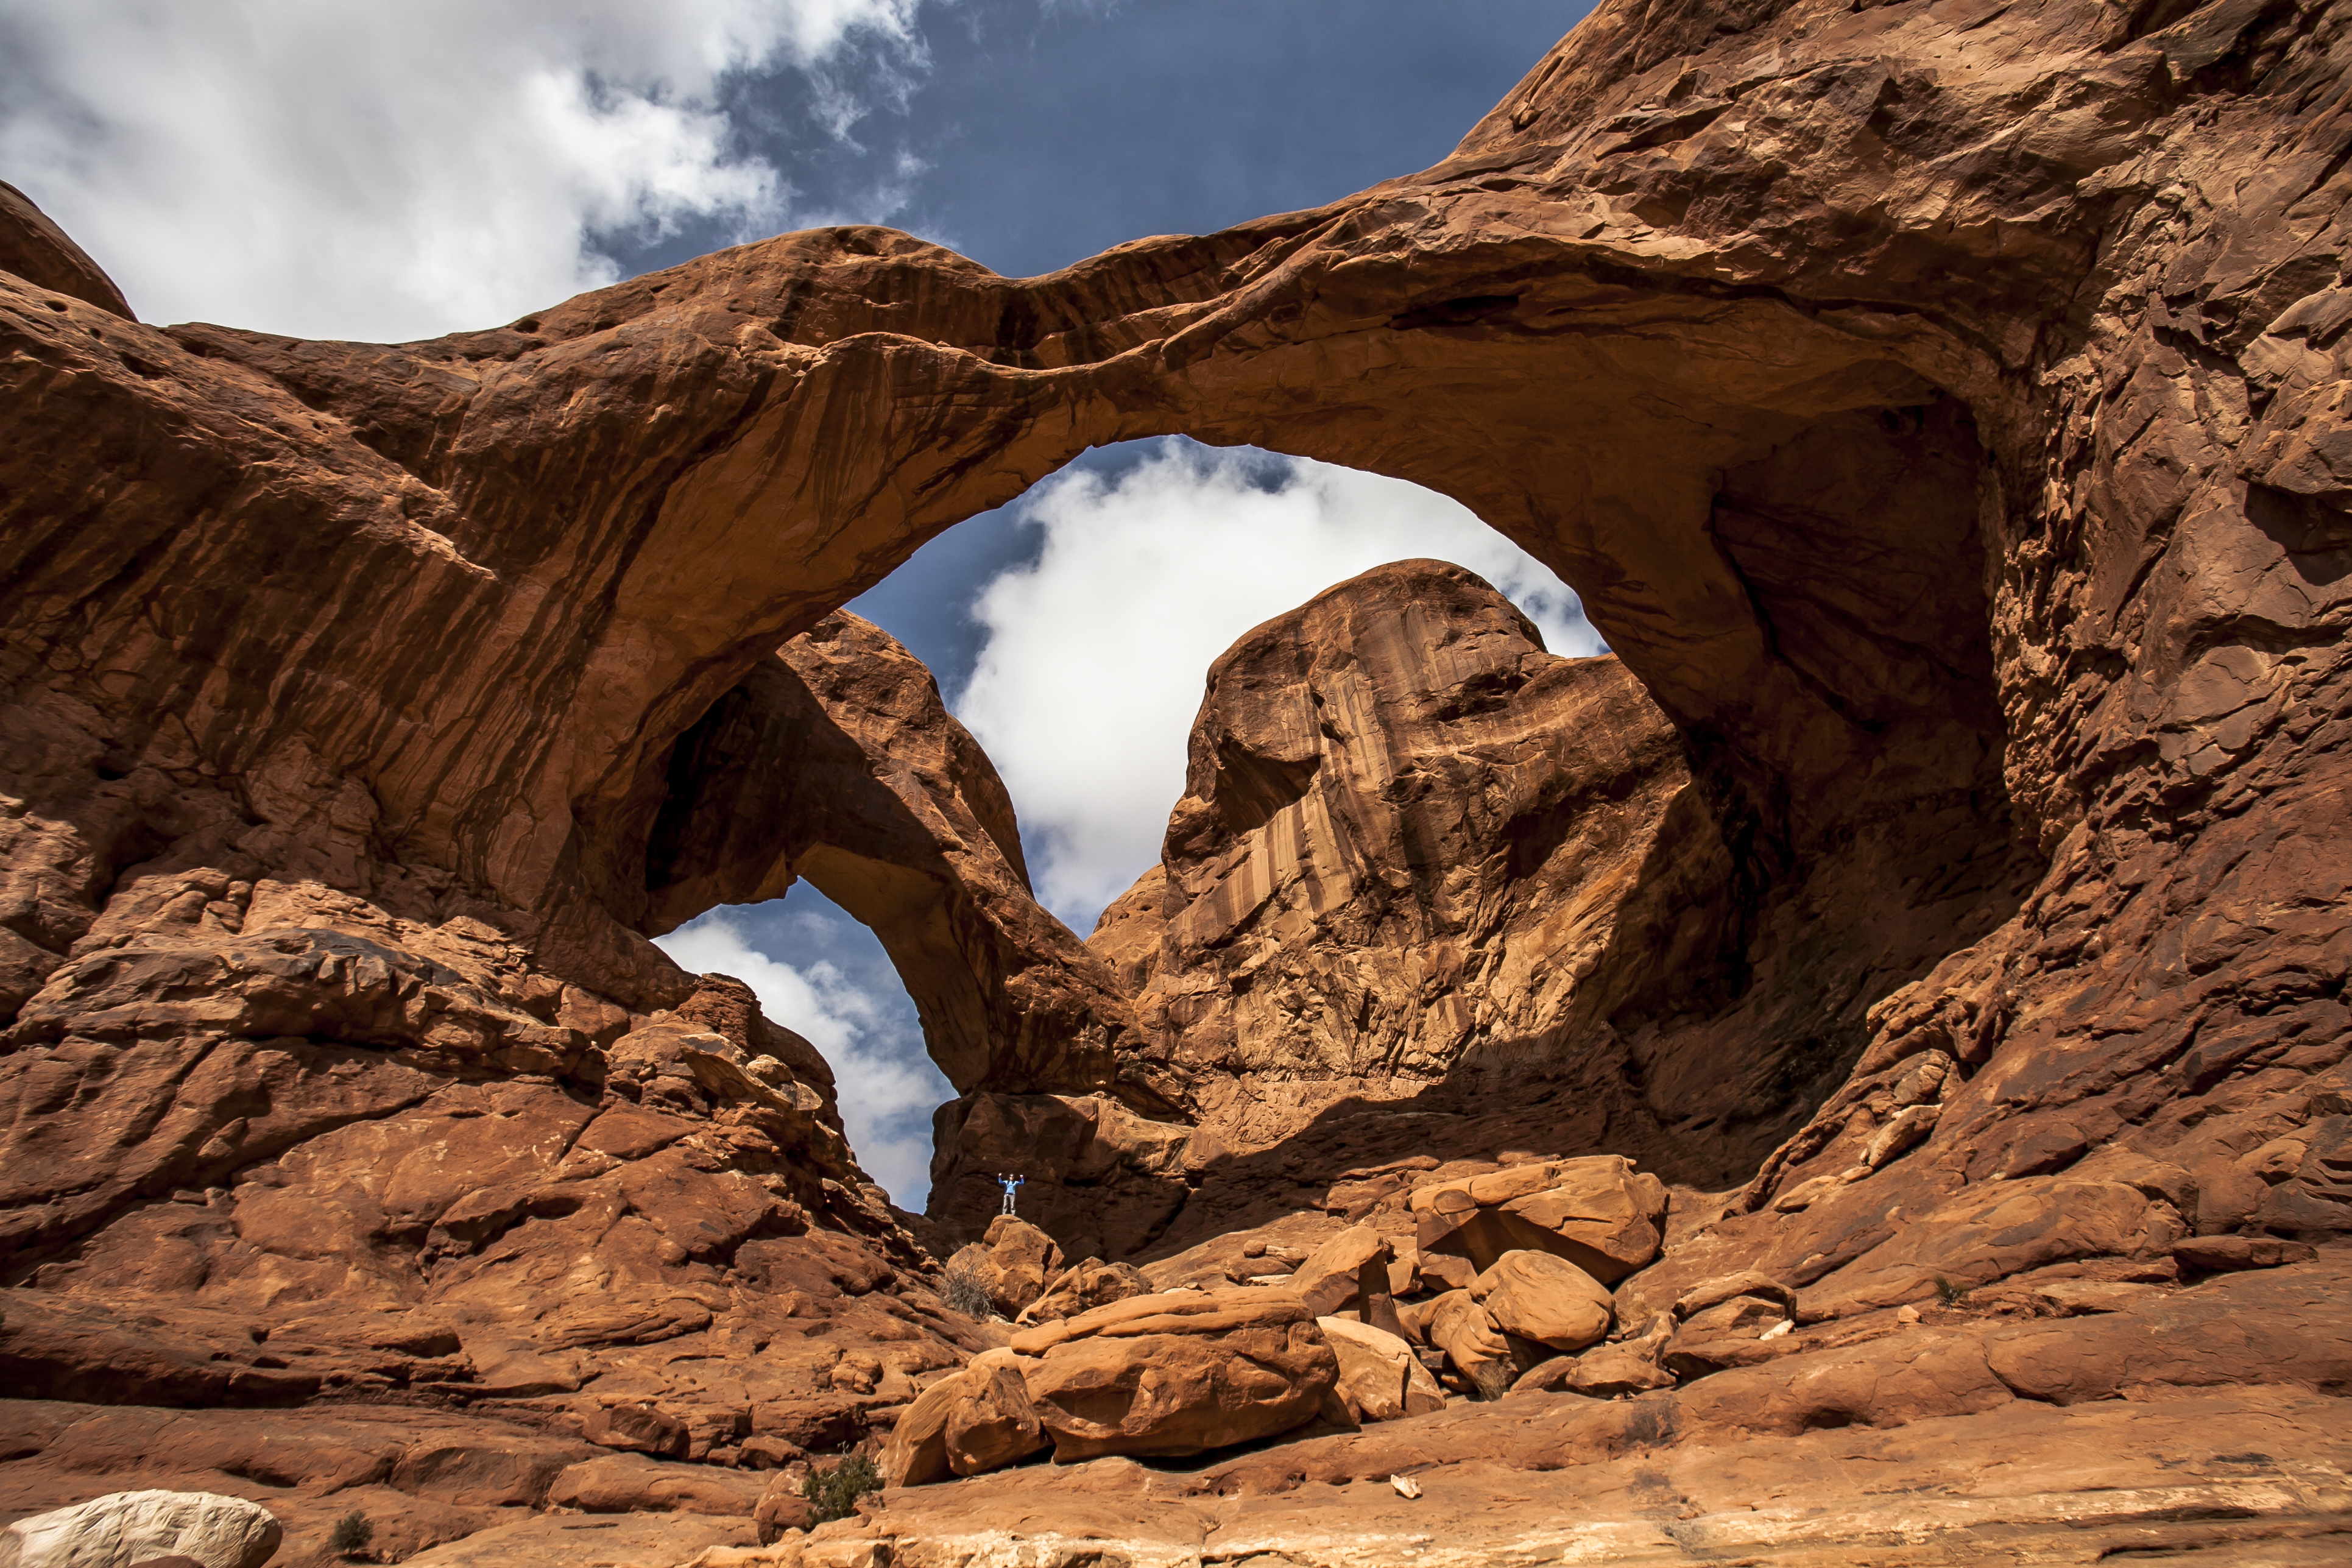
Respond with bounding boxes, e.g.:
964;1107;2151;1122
4;0;2345;1280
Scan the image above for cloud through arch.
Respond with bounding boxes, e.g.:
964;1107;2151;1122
951;439;1606;932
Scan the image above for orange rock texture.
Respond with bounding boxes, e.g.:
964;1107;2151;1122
4;0;2351;1558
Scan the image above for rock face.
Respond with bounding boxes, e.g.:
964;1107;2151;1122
1093;562;1686;1125
1076;562;1736;1231
0;183;132;320
4;0;2352;1557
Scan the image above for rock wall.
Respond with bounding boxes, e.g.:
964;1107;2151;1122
1092;557;2032;1192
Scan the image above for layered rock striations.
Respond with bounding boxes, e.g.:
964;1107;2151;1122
1092;561;1692;1148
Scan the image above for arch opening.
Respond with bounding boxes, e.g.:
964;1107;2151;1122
632;374;2040;1259
656;885;950;1209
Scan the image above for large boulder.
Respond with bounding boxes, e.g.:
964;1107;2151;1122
1472;1249;1613;1353
1012;1287;1338;1463
1015;1258;1151;1325
945;1213;1065;1318
1316;1316;1446;1422
1284;1223;1396;1316
1411;1156;1669;1284
1019;1323;1335;1462
1419;1290;1517;1399
881;1348;1048;1487
544;1455;767;1517
886;1288;1341;1480
0;1492;281;1568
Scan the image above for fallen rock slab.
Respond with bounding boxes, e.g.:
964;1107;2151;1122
544;1453;768;1516
880;1349;1048;1487
1284;1223;1395;1316
2172;1235;2320;1272
1317;1316;1445;1423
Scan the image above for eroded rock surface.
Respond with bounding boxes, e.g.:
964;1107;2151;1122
5;0;2352;1556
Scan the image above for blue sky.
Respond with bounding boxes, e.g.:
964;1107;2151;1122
2;0;1600;1204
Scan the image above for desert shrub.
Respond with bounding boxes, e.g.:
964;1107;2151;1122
329;1512;375;1558
802;1452;884;1524
1933;1276;1969;1307
942;1263;994;1319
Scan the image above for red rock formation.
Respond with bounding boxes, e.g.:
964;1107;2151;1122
19;0;2329;1260
0;182;132;320
1094;562;1695;1150
3;0;2350;1553
643;610;1156;1109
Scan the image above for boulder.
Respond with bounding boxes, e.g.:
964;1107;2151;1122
1677;1296;1789;1340
0;1492;281;1568
1416;1252;1477;1294
945;1214;1065;1318
753;1477;812;1545
1285;1224;1394;1316
880;1349;1050;1488
1411;1157;1669;1284
1472;1249;1613;1353
1316;1316;1447;1422
545;1455;767;1517
1021;1322;1336;1461
1016;1258;1150;1325
1422;1290;1516;1399
578;1402;691;1459
1670;1271;1798;1322
944;1350;1051;1477
1551;1338;1676;1399
879;1374;964;1489
885;1289;1338;1478
2170;1237;2320;1273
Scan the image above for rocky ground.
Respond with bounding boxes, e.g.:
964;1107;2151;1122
5;0;2351;1560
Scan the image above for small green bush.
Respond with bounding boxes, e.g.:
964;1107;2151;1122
942;1263;994;1319
329;1512;375;1558
802;1452;884;1524
1933;1276;1969;1307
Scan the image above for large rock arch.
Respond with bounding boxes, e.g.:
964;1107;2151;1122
4;0;2345;1288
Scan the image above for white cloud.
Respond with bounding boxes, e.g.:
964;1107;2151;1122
955;440;1603;931
0;0;923;341
655;906;947;1207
